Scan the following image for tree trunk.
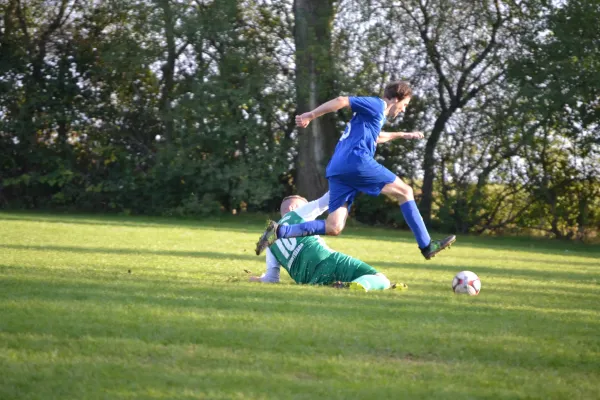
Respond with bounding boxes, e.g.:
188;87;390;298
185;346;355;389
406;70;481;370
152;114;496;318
420;110;452;224
0;0;17;58
293;0;337;200
159;0;177;142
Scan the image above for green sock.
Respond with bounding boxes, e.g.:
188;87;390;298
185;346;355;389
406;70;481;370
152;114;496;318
351;274;390;291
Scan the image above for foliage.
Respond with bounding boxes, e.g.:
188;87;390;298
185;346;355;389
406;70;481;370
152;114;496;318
0;0;598;238
507;0;600;239
0;0;293;214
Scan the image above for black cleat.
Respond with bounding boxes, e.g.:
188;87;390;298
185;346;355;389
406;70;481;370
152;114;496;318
421;235;456;260
255;220;279;255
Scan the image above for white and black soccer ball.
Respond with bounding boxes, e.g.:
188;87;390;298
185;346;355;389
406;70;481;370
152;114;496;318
452;271;481;295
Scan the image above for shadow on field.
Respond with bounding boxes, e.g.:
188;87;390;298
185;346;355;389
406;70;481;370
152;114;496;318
367;260;600;283
2;213;599;257
2;241;599;274
1;327;366;400
1;271;599;378
0;244;258;261
2;243;598;286
3;219;600;397
0;213;266;232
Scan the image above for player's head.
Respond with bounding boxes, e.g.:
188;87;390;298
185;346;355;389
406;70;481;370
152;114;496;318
383;81;412;118
280;195;308;216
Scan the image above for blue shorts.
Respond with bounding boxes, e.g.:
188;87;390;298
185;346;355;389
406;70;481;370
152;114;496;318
327;159;396;213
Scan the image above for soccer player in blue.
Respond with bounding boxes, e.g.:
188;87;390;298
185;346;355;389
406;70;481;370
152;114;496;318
255;81;456;260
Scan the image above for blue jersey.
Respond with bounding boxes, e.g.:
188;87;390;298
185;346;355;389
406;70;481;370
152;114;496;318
326;97;386;177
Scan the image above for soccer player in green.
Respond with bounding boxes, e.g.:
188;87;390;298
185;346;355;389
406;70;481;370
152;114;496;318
248;192;401;291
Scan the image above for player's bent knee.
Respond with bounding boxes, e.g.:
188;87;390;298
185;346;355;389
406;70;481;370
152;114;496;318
327;225;344;236
392;181;414;202
397;183;413;198
325;216;346;236
383;178;415;202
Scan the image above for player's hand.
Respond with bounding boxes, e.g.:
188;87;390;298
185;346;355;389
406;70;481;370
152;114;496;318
295;113;313;128
404;131;424;140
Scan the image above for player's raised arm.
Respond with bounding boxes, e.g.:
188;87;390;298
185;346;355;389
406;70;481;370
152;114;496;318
377;131;424;144
295;96;350;128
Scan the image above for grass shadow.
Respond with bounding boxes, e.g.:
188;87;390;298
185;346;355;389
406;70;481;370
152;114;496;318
2;212;599;257
367;260;600;283
2;242;598;286
0;243;259;261
1;273;598;376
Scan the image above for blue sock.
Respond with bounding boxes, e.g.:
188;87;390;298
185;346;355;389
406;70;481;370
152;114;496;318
277;220;326;238
400;200;431;249
352;274;391;291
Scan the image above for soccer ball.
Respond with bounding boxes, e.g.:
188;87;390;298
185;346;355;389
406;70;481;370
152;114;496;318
452;271;481;295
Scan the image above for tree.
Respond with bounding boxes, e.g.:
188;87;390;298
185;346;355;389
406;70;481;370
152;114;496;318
392;0;510;225
508;0;600;239
293;0;338;199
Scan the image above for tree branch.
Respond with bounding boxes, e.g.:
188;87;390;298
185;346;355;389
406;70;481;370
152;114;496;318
416;0;455;101
459;71;503;107
39;0;70;47
456;0;502;101
15;0;30;46
176;41;189;58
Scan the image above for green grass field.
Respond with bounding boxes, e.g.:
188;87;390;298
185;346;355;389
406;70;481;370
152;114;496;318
1;212;599;400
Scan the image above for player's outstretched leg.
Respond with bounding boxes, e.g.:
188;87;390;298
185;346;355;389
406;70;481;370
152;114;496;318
255;219;327;255
332;274;405;292
420;235;456;260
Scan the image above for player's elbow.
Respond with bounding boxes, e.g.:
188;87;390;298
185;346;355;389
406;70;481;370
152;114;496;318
378;132;391;143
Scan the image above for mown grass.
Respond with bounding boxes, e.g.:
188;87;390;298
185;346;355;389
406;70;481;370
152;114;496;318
0;211;599;400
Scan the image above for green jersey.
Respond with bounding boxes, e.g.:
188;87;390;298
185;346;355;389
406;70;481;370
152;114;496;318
268;211;332;284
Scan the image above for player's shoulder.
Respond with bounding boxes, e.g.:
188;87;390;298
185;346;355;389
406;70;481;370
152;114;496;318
279;211;305;225
350;96;386;113
350;95;383;103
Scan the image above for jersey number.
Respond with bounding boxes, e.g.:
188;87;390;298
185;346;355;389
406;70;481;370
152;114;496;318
274;223;298;258
339;114;355;142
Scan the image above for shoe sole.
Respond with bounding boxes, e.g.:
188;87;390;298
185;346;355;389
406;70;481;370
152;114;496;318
391;283;408;290
255;221;277;255
424;235;456;260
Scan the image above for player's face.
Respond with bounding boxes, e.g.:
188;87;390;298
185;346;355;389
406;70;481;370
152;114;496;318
390;97;411;119
280;199;308;216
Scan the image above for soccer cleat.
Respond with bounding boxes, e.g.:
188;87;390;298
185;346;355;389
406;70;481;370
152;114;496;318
331;281;368;291
390;282;408;290
255;220;279;255
421;235;456;260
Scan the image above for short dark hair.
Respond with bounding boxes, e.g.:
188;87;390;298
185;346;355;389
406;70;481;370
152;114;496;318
384;81;412;101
